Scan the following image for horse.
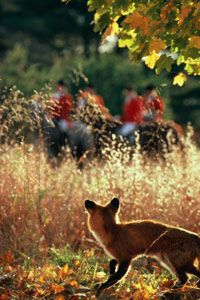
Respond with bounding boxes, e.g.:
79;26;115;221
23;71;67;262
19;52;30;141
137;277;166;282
74;101;184;162
73;101;133;162
137;121;185;160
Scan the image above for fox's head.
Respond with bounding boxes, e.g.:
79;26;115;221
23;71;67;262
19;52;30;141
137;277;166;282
85;198;120;236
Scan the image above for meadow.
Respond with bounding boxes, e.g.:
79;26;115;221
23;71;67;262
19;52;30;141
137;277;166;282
0;127;200;299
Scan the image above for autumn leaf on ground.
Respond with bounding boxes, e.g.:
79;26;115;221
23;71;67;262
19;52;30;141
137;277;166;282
51;283;65;294
160;279;175;289
41;263;57;279
0;251;14;265
58;264;74;280
66;279;79;288
173;73;187;86
55;295;65;300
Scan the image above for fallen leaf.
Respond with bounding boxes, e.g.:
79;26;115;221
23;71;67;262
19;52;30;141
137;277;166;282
51;283;65;294
59;264;69;280
66;279;79;288
55;295;65;300
0;251;14;265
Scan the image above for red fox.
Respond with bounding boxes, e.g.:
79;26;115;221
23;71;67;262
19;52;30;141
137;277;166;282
85;198;200;295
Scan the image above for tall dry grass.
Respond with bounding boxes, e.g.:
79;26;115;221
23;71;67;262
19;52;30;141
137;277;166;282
0;130;200;261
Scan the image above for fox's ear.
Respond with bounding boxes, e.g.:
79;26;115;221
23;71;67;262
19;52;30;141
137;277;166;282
85;200;96;213
109;197;120;213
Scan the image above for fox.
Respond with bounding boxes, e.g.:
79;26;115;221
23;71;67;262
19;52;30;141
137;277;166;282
85;197;200;295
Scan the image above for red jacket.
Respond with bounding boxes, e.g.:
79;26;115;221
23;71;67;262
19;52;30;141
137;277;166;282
144;94;165;121
122;96;144;125
51;90;73;123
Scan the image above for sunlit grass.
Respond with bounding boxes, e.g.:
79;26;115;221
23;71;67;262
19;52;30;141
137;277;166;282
0;130;200;259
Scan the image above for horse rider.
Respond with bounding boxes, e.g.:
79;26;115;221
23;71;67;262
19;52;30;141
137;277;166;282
120;85;145;138
142;84;165;123
50;79;74;132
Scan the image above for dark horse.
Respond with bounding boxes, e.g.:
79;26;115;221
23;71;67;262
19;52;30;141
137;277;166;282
137;121;184;159
74;101;184;162
43;118;94;167
74;102;132;162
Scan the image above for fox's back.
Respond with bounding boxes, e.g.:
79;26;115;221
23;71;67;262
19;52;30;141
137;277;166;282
104;220;200;261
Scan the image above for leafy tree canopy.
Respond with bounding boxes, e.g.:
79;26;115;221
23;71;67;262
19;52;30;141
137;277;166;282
86;0;200;85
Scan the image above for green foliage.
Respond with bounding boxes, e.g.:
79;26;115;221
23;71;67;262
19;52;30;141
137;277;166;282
1;44;200;126
0;44;172;117
77;53;171;116
0;44;49;92
87;0;200;81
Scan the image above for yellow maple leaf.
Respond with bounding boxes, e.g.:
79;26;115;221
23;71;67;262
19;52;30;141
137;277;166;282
149;39;166;53
173;73;187;86
145;51;160;69
189;36;200;49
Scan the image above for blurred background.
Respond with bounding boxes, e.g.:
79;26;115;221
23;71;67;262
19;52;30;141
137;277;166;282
0;0;199;128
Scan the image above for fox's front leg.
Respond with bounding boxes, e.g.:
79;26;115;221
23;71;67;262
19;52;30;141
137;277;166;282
94;259;117;292
109;259;118;275
96;260;130;296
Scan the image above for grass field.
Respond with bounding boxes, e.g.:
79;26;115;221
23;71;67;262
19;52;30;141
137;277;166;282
0;132;200;299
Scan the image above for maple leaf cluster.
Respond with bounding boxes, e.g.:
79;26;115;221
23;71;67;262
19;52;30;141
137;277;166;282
87;0;200;84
